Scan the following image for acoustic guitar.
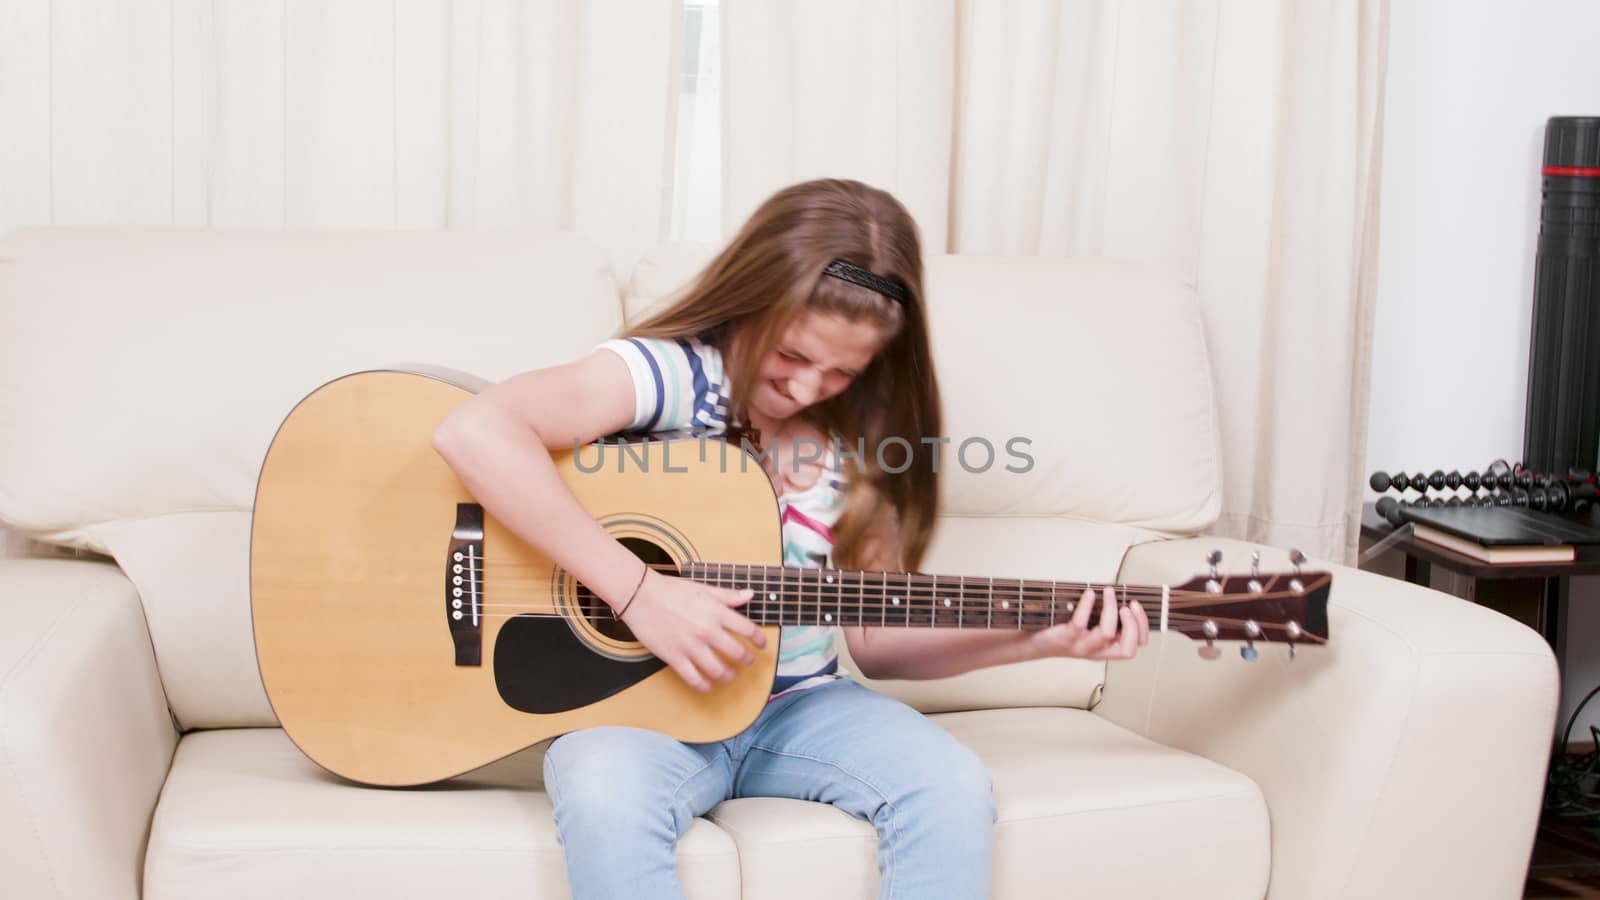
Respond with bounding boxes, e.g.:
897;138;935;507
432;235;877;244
250;367;1331;787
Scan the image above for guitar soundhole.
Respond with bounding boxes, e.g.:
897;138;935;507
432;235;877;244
576;537;678;642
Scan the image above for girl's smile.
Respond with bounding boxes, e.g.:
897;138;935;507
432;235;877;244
748;310;888;424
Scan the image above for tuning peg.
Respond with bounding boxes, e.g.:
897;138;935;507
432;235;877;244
1240;620;1261;661
1248;551;1263;593
1288;549;1307;592
1286;620;1303;661
1198;619;1221;661
1206;550;1222;593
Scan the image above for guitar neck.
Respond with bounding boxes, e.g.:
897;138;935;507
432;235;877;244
680;561;1138;630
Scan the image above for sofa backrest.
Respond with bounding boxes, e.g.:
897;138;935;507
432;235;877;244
627;243;1222;711
0;228;1221;730
0;228;622;729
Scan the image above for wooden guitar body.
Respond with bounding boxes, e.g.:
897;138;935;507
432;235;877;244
251;368;782;787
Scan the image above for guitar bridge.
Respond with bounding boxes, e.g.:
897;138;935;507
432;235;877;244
446;503;484;666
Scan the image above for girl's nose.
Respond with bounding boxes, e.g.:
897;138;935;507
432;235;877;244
788;369;822;405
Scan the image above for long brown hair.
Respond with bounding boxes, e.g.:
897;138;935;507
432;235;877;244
625;179;942;571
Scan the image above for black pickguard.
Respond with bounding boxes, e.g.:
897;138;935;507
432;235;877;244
493;615;667;714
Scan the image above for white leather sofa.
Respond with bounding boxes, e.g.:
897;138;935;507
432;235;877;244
0;228;1559;899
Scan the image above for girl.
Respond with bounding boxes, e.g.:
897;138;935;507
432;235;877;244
432;178;1150;899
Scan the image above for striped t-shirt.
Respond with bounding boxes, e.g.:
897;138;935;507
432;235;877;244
597;336;846;698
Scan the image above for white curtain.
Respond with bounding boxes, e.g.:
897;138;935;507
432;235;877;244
0;0;680;270
720;0;957;249
0;0;682;558
723;0;1388;563
0;0;1387;563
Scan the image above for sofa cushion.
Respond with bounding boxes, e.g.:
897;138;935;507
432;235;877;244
144;711;1267;900
709;707;1269;899
143;729;740;900
0;228;623;729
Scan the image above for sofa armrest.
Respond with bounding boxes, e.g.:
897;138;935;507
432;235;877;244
1100;537;1558;900
0;558;178;900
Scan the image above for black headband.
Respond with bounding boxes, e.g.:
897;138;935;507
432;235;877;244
822;259;908;304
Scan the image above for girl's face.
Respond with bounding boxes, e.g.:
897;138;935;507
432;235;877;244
748;310;888;423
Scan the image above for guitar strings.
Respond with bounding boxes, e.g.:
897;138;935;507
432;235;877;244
475;564;1325;602
439;605;1327;642
448;612;1325;645
475;580;1214;602
464;575;1319;607
476;554;1324;595
473;560;1324;589
453;606;1304;629
450;608;1271;630
453;591;1307;611
448;561;1326;637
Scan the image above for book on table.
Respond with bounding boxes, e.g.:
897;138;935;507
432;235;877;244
1398;504;1600;564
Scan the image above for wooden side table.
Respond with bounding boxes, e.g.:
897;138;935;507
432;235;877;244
1360;502;1600;670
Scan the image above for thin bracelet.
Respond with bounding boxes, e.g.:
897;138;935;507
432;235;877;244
616;562;649;619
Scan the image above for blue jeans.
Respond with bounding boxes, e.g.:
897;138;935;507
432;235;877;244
543;678;996;899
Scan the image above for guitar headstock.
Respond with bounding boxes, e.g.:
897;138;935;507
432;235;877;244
1166;549;1330;661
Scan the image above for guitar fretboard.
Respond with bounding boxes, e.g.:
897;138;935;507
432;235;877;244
680;561;1126;630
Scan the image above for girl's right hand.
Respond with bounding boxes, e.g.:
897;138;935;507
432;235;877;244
619;568;768;693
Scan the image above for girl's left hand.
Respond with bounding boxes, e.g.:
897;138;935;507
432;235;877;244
1027;585;1150;661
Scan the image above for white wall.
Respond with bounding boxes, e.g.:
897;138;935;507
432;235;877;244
1367;0;1600;740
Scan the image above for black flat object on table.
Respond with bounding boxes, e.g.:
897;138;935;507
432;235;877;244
1400;504;1600;551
